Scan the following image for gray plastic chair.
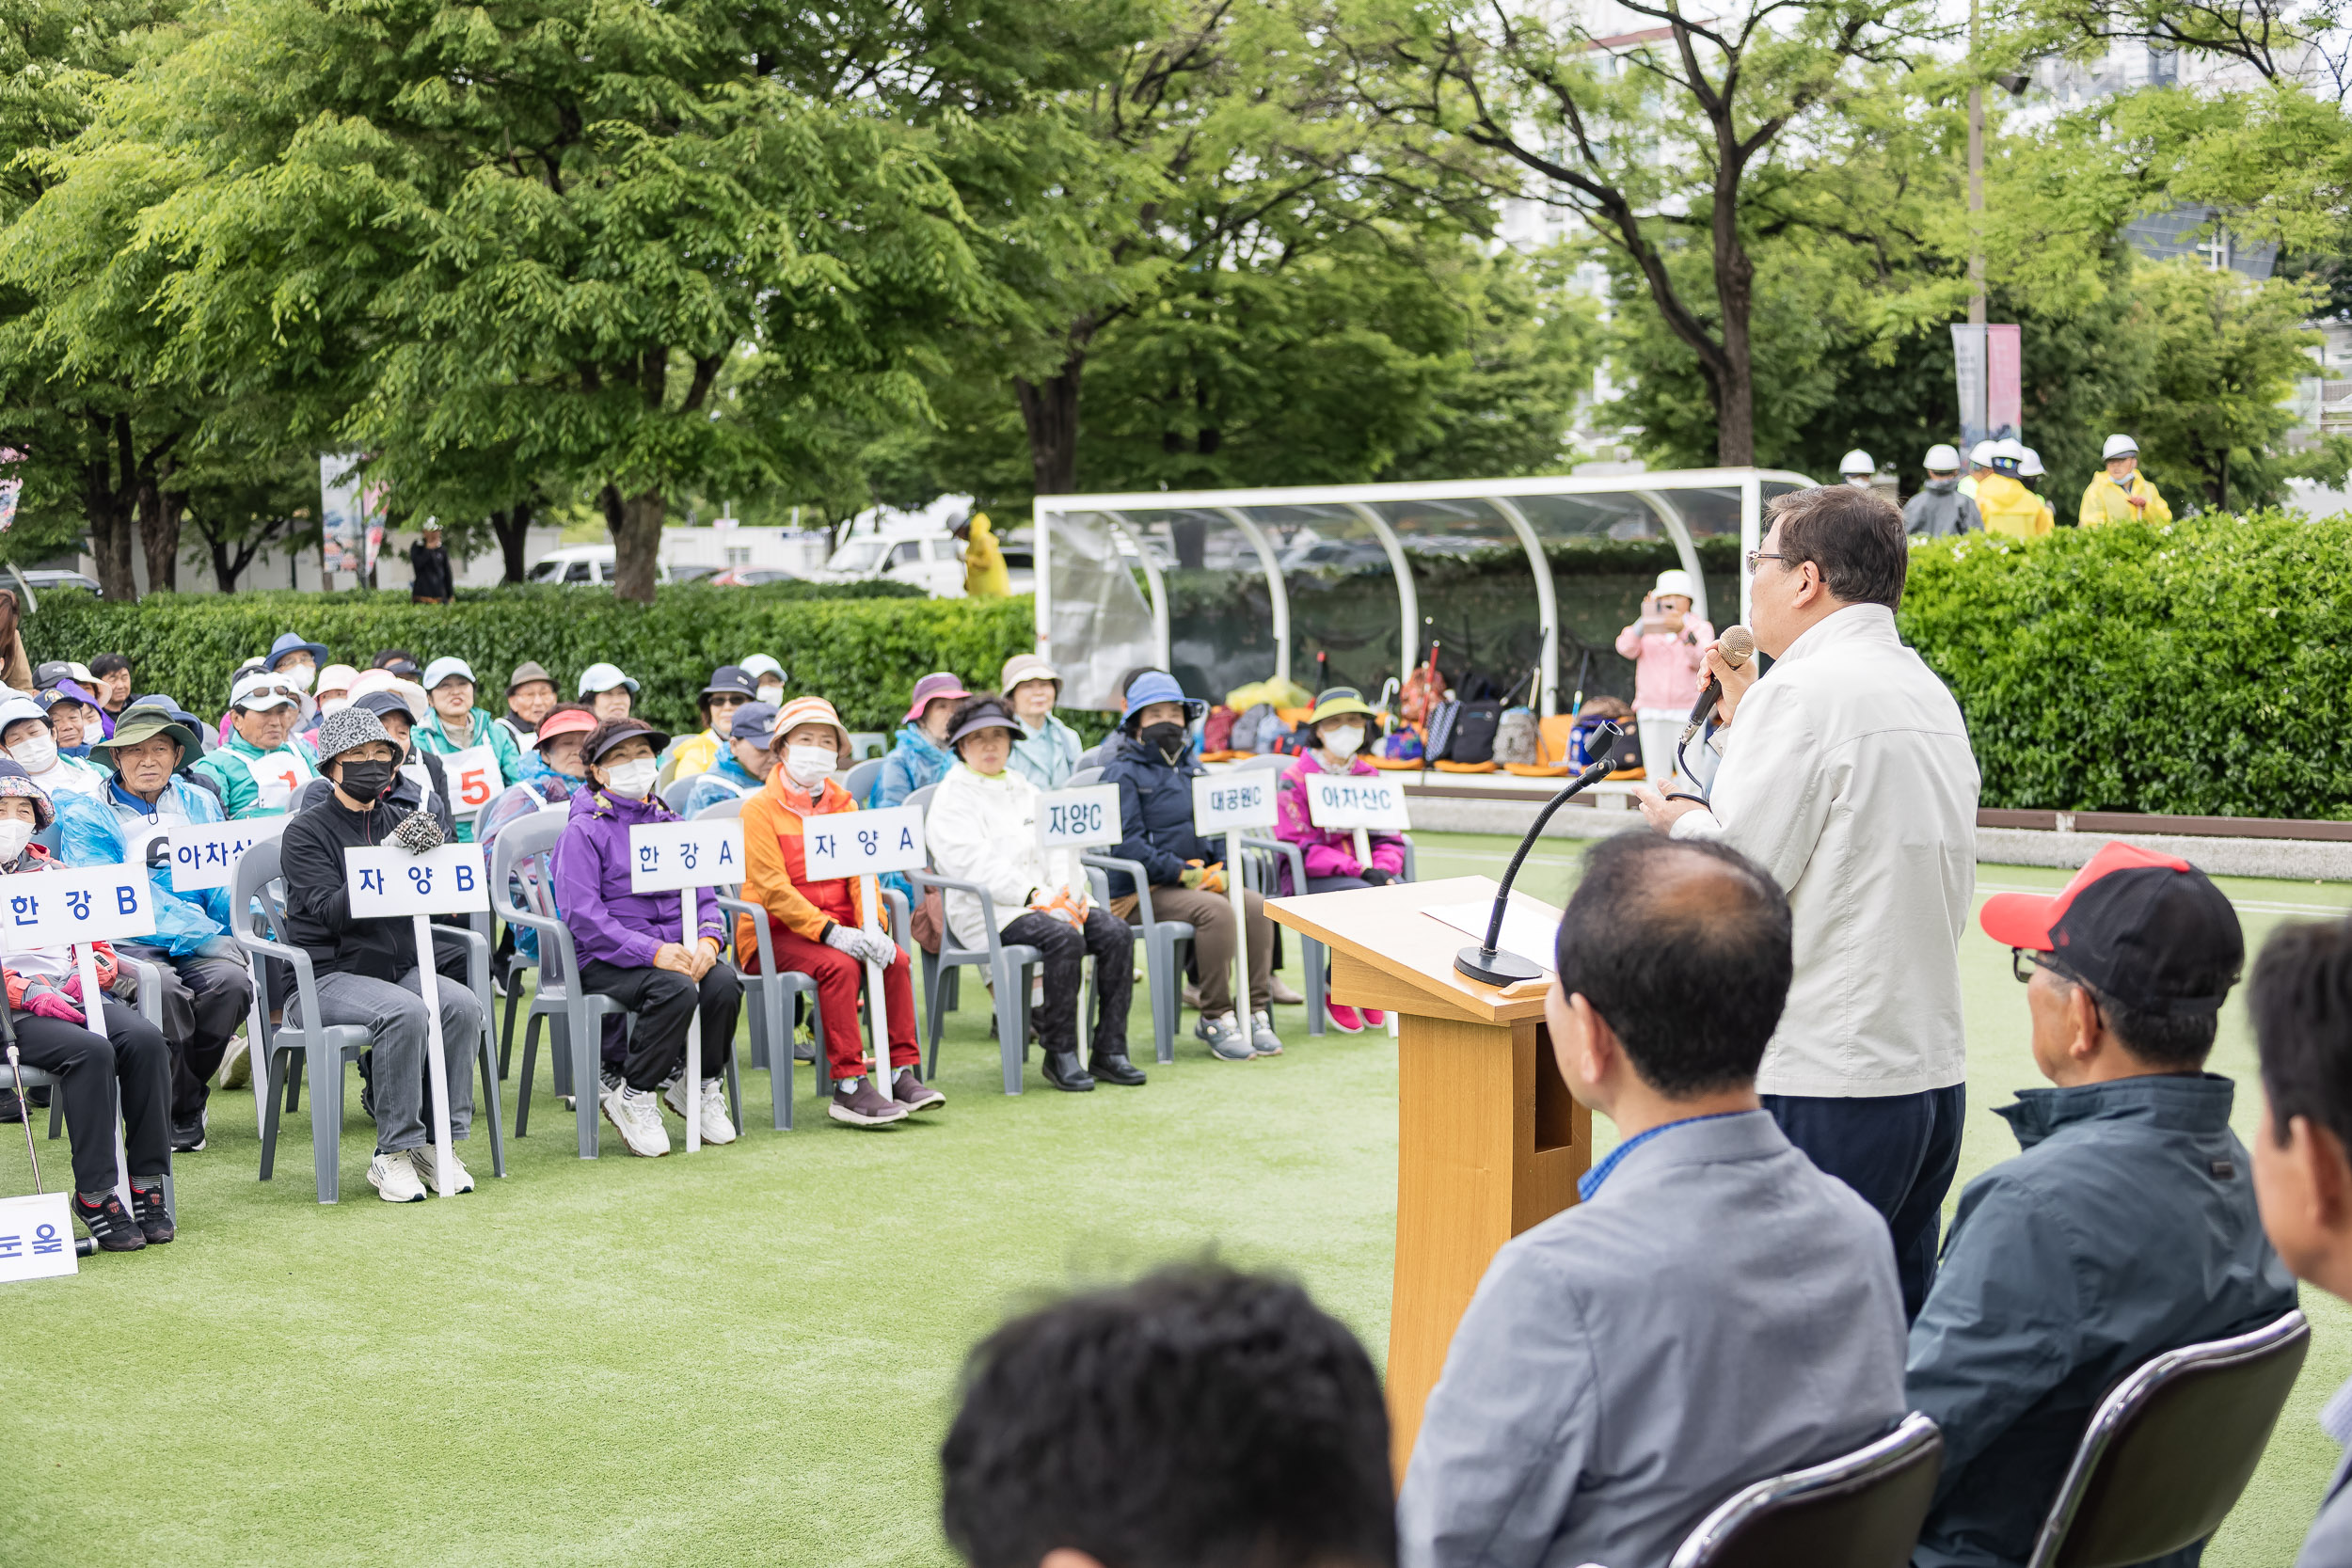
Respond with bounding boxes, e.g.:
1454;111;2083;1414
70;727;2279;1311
231;839;505;1202
1667;1412;1943;1568
905;782;1042;1094
658;774;697;815
843;756;884;807
1241;831;1418;1037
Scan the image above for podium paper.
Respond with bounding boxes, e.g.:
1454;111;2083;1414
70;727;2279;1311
1423;897;1557;976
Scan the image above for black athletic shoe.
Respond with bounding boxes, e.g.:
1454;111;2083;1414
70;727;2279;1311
72;1192;146;1252
169;1114;206;1153
130;1183;174;1244
1089;1052;1148;1086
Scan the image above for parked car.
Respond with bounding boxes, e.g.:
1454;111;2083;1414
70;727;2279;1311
707;566;803;587
525;546;675;587
13;568;104;599
817;528;966;596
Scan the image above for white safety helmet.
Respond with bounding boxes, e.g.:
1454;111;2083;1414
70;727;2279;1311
1923;443;1961;472
1968;440;1996;468
1652;569;1697;602
2102;433;2139;460
2018;447;2046;479
1990;437;2026;472
1838;449;1875;476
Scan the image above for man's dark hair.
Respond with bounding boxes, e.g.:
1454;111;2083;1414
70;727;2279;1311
941;1264;1395;1568
2041;965;2218;1071
1768;484;1908;609
1554;832;1794;1097
88;652;129;679
373;648;416;671
2249;919;2352;1151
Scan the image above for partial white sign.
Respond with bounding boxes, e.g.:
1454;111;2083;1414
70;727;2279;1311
344;844;490;918
802;806;926;880
167;816;290;895
1303;772;1410;832
1191;772;1278;835
0;1193;76;1283
628;820;748;894
0;865;155;951
1037;784;1122;849
438;745;501;818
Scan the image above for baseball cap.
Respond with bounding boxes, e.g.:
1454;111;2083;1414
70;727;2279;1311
729;700;779;742
421;657;477;691
1979;841;2244;1015
577;661;639;697
701;665;756;702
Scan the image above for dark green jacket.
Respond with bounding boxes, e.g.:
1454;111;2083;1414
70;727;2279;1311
1907;1074;2297;1568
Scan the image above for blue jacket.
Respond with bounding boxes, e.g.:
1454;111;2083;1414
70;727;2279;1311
682;752;762;818
1907;1074;2298;1568
1097;733;1216;899
56;778;233;958
870;723;952;810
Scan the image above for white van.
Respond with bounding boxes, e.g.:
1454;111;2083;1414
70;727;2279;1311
815;521;1035;597
525;546;675;587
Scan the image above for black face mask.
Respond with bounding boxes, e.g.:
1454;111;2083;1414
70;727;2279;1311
337;759;395;803
1139;721;1187;763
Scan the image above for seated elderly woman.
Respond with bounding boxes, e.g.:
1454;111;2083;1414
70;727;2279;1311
926;694;1140;1093
1274;688;1404;1035
550;719;743;1157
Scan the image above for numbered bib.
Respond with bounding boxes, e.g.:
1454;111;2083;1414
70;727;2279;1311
439;745;501;817
243;746;316;814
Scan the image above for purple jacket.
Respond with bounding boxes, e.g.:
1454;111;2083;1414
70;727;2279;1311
1274;752;1406;895
548;784;725;970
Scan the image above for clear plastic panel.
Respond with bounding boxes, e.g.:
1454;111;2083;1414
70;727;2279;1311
1112;509;1280;705
1254;504;1403;698
1046;512;1160;711
1359;499;1545;703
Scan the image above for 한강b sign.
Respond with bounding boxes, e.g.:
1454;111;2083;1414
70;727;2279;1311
0;865;154;951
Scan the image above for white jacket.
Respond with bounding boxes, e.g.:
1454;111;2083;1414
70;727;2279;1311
1674;604;1979;1098
925;764;1077;950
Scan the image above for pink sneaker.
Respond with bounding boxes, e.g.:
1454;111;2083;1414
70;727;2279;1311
1326;1000;1366;1034
1362;1008;1387;1028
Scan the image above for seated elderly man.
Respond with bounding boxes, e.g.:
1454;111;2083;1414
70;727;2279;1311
193;670;318;818
56;705;257;1154
1399;830;1907;1568
1907;843;2296;1568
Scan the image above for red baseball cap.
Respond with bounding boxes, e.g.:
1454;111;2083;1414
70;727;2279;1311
1980;841;2243;1015
531;707;598;750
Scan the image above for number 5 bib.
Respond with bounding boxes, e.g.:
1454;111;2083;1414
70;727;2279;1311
438;745;501;817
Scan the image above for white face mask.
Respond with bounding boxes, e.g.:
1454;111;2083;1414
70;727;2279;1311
1322;723;1364;759
279;662;316;691
318;695;349;716
785;744;836;789
755;682;786;705
8;734;56;775
0;818;32;863
601;757;659;800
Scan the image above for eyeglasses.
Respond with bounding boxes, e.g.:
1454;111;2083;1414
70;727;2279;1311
2010;947;2040;983
1744;550;1788;574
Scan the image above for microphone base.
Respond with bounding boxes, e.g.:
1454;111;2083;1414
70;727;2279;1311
1454;944;1544;987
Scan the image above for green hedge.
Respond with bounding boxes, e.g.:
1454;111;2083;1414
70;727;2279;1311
22;583;1039;738
1899;511;2351;818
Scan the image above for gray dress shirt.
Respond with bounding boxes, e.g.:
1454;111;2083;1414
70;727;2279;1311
2300;1377;2352;1566
1398;1110;1910;1568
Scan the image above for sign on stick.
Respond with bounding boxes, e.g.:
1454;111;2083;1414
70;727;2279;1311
802;806;926;881
344;844;490;918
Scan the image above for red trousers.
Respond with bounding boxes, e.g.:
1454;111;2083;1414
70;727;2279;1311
755;922;920;1079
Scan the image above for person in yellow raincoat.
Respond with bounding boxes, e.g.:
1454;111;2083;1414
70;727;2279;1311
2078;434;2173;527
1974;439;2053;539
955;513;1009;597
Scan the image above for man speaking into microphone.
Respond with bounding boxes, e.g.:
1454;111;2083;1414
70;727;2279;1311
1636;483;1979;1317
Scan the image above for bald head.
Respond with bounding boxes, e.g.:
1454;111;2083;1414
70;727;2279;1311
1555;832;1793;1097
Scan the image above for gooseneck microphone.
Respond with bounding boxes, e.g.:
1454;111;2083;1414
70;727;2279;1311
1454;724;1624;987
1680;624;1756;746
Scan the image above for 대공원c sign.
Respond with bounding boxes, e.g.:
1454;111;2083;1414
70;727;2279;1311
628;820;747;894
1190;772;1277;835
344;844;490;918
802;806;926;880
167;816;291;895
1302;773;1410;832
1036;784;1121;850
0;864;155;951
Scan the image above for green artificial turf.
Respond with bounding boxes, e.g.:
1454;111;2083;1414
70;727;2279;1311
0;832;2344;1565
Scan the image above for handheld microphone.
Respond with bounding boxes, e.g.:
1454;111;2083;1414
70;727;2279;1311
1454;724;1626;987
1681;624;1756;743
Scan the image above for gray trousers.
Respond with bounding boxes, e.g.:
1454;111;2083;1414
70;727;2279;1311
310;969;482;1155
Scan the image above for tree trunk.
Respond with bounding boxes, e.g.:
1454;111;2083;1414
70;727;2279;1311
604;483;664;605
1711;198;1758;468
83;415;139;603
492;499;535;584
1015;338;1089;496
137;479;184;594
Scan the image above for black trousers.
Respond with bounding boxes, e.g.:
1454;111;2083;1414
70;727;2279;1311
118;942;256;1124
1763;1085;1968;1321
8;1009;171;1194
578;960;742;1093
1000;910;1135;1058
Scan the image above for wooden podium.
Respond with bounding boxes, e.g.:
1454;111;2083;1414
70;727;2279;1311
1267;875;1588;1478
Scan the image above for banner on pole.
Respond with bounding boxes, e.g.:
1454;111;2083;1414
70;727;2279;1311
320;453;385;587
1951;324;2023;455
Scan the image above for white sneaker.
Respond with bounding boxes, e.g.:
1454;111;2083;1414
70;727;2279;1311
368;1150;427;1203
218;1037;252;1090
664;1076;738;1145
409;1145;475;1196
601;1084;670;1157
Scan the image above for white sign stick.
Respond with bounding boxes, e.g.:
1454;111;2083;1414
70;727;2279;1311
861;874;890;1087
409;914;457;1201
681;891;700;1151
627;819;748;1151
1191;775;1277;1025
345;845;488;1198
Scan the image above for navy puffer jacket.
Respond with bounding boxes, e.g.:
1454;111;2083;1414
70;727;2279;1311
1098;734;1216;898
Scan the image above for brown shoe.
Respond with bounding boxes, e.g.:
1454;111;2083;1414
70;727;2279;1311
829;1077;909;1128
891;1069;946;1112
1270;975;1305;1006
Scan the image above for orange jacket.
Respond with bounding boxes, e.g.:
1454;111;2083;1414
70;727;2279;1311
738;773;864;950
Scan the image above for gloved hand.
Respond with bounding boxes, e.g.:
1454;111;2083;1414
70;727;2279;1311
1195;862;1228;895
24;983;82;1023
390;810;444;854
822;923;866;958
1032;888;1088;929
857;930;899;968
1179;864;1207;890
1360;867;1392;886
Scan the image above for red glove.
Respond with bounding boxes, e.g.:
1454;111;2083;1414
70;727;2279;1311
25;984;82;1023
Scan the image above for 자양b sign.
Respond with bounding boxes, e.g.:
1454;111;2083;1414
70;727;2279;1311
344;844;491;918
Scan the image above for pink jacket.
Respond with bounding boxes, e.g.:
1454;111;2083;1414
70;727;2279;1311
1274;752;1406;894
1613;616;1714;710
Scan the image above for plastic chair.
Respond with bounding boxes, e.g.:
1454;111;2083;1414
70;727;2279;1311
1065;765;1192;1063
2026;1308;2310;1568
231;839;506;1202
1667;1412;1943;1568
904;782;1042;1094
658;774;697;815
843;756;884;807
